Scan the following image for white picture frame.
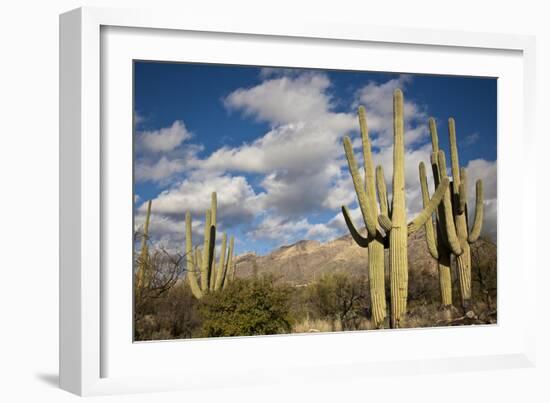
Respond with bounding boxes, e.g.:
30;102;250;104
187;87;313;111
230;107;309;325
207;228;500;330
59;6;537;396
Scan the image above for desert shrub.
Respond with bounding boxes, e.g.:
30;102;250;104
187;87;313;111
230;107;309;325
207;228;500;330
135;281;202;341
199;275;293;337
470;239;497;311
408;267;440;305
307;272;369;331
134;246;185;325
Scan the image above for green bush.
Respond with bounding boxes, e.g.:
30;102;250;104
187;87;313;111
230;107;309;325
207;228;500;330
199;276;293;337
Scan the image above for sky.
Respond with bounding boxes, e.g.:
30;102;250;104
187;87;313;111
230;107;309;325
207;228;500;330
133;62;497;256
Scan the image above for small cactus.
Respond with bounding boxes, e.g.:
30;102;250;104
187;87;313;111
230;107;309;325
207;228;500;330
185;192;236;298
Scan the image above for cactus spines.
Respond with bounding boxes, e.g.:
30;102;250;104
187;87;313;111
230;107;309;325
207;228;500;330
341;106;388;328
425;118;485;311
185;192;235;298
136;200;152;290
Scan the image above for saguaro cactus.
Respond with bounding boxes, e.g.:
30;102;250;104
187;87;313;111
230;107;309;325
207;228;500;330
341;106;390;328
376;89;450;328
425;118;484;311
136;199;152;290
185;192;236;299
343;89;449;329
418;161;453;307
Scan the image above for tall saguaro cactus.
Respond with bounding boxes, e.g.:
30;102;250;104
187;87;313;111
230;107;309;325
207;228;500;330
375;89;450;328
343;89;449;329
185;192;236;299
136;199;152;290
341;106;390;328
425;118;484;310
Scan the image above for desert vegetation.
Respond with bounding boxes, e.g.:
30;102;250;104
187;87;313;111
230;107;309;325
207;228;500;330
134;88;496;341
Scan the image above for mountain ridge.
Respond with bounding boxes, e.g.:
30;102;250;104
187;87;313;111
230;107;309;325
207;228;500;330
234;228;497;286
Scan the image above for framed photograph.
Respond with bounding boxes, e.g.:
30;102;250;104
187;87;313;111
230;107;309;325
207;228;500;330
60;7;536;396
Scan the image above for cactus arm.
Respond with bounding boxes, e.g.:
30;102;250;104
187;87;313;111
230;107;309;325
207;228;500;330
343;136;377;236
200;209;212;291
408;177;450;234
195;247;202;274
378;214;393;233
140;200;152;256
210;192;217;228
223;236;235;288
341;205;369;247
468;180;484;243
429;118;440;153
207;224;216;290
214;233;227;290
209;254;217;290
206;192;218;290
448;118;462;196
457;167;467;215
136;200;152;290
437;151;463;256
358;106;379;220
430;153;440;184
376;165;389;217
185;212;203;299
418;162;439;259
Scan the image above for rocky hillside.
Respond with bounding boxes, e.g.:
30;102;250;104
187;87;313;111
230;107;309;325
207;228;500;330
234;228;497;287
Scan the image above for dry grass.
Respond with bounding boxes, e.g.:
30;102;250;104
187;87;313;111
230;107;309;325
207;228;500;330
292;317;372;333
292;318;341;333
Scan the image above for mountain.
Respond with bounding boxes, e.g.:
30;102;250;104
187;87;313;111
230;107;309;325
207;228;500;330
234;228;497;287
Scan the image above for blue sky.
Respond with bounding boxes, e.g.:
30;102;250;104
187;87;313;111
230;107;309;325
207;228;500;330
134;62;497;256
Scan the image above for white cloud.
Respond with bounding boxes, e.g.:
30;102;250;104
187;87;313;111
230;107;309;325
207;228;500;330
322;168;356;210
247;215;337;244
135;156;186;182
139;173;265;226
134;174;264;252
248;216;310;243
224;73;335;125
463;159;497;241
137;120;192;153
134;119;203;184
197;73;357;218
354;75;428;147
305;223;338;241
